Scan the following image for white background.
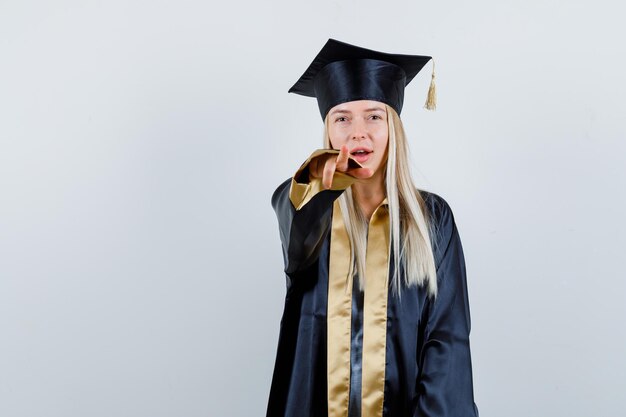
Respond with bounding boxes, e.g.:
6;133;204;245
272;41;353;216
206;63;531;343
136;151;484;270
1;1;625;416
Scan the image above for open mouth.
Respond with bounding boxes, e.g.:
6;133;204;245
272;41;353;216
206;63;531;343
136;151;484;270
350;149;372;156
350;148;373;162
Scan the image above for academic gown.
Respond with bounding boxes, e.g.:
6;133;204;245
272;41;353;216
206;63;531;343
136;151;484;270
266;151;479;417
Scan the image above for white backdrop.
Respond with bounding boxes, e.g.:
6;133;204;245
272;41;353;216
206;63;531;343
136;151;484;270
1;1;625;416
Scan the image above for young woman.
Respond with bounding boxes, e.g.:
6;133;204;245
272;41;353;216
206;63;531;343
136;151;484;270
267;39;479;417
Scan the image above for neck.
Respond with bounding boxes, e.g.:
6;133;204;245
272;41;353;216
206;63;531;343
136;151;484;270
352;170;386;221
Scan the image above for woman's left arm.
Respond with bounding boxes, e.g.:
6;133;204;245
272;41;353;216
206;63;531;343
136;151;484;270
414;199;479;417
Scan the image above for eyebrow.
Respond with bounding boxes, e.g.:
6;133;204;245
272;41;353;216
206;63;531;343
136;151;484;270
329;107;386;115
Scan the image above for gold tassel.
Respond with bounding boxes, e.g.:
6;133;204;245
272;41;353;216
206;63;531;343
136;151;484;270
424;58;437;111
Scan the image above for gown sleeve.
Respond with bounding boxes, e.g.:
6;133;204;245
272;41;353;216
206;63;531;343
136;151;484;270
414;197;479;417
271;149;358;278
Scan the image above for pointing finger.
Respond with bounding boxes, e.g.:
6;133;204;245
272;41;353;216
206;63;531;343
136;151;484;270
336;145;349;172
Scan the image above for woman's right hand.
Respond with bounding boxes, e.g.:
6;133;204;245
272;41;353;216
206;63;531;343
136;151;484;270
308;145;374;189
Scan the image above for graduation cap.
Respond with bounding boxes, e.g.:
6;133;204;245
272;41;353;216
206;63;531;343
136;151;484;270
288;38;436;120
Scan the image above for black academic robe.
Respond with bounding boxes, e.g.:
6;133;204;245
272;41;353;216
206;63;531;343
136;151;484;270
266;175;479;417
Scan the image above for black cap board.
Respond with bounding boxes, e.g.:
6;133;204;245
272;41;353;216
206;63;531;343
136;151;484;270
288;38;434;120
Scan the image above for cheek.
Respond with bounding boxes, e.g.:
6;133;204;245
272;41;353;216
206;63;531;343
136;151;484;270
375;129;389;149
328;130;346;149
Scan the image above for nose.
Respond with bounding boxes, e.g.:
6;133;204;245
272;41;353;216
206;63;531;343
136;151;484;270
350;118;368;141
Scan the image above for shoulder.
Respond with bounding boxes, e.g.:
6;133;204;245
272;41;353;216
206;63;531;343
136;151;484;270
271;178;292;209
418;189;455;228
417;189;458;265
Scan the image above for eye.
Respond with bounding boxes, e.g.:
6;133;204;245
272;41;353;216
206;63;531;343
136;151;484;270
369;114;383;120
335;116;348;123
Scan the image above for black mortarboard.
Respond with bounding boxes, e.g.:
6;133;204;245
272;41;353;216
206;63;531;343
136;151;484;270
288;38;436;120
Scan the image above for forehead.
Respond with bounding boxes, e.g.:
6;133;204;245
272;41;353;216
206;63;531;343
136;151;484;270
329;100;387;114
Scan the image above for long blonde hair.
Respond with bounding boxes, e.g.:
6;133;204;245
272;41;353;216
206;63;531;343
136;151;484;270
324;104;438;299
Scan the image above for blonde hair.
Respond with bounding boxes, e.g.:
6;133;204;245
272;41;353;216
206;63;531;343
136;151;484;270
324;104;438;299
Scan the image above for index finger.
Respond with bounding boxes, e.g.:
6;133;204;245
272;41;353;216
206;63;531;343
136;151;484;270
336;145;350;172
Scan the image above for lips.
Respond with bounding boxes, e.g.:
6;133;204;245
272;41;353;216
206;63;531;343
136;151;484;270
350;147;372;163
350;147;372;156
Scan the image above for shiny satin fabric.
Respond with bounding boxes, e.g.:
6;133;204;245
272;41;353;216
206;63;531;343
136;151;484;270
360;201;390;416
348;275;364;417
313;59;406;119
327;199;391;417
287;39;432;120
327;200;353;417
268;166;479;416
